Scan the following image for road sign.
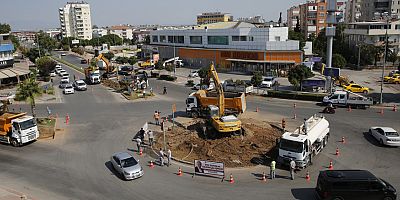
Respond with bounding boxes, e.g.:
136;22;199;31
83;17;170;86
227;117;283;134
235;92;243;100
71;39;79;44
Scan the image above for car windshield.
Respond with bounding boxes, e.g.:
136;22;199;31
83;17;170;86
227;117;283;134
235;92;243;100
386;132;399;137
77;82;85;86
66;85;73;89
121;157;138;168
280;139;303;153
61;80;68;84
264;78;273;81
19;119;36;130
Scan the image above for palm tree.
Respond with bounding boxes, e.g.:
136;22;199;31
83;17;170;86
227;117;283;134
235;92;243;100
16;74;42;118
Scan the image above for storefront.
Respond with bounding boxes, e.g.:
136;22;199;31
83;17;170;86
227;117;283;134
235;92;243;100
227;59;296;76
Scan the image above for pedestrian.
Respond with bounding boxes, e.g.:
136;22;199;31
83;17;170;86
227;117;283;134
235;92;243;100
163;86;167;95
139;128;145;141
270;160;276;179
135;137;142;152
290;159;296;180
73;74;76;81
167;149;172;167
153;111;160;125
150;87;153;95
148;130;154;146
159;148;164;166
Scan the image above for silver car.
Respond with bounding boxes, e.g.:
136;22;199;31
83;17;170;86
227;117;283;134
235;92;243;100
110;152;144;180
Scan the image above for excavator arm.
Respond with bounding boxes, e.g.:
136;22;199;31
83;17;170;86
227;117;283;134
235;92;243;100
208;63;224;117
96;54;112;73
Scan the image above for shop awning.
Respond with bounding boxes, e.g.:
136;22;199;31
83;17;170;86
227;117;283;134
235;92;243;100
0;68;30;80
226;59;296;64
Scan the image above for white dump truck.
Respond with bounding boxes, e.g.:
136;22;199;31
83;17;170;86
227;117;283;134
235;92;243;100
0;112;40;147
277;114;330;168
322;90;374;109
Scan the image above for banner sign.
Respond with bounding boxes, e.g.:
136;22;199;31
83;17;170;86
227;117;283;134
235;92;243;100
194;160;224;177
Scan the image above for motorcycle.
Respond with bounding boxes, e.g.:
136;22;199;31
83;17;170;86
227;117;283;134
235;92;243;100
322;106;336;114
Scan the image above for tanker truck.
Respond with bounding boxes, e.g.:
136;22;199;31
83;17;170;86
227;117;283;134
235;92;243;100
277;114;330;168
0;112;39;147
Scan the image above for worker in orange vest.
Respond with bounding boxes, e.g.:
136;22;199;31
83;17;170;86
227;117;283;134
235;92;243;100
153;111;160;125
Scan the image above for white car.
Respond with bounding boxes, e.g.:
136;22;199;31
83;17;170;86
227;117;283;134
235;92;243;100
61;76;70;83
59;70;67;76
189;70;199;78
50;71;56;77
63;84;75;94
55;68;62;74
61;53;66;56
260;77;277;88
73;80;87;91
369;127;400;146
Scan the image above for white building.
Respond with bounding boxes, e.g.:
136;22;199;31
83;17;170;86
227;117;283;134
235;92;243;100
108;25;134;40
344;20;400;54
59;1;92;40
92;28;108;38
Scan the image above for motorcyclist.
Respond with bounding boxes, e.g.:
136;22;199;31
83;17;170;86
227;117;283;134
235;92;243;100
323;103;335;113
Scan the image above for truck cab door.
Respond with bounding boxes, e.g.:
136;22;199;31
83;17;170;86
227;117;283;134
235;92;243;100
339;94;346;104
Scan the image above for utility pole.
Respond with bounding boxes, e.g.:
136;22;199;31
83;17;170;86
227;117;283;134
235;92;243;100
326;0;337;93
381;16;389;104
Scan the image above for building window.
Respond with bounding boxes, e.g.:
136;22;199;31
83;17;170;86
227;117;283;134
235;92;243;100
190;36;202;44
160;35;166;42
248;36;254;41
275;36;281;41
168;36;174;43
208;36;229;45
232;36;240;41
152;35;158;42
232;36;247;41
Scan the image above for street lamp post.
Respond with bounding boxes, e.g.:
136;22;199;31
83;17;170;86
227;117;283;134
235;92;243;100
377;12;390;104
357;43;361;70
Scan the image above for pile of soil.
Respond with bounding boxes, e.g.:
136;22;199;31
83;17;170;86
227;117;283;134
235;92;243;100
154;118;282;168
102;79;121;90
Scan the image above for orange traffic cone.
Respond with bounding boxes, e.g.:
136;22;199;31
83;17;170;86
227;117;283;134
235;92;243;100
341;136;346;144
262;172;267;182
328;160;333;170
393;105;397;112
139;148;143;156
380;107;384;115
305;171;310;181
149;161;154;168
256;107;259;112
335;147;340;156
347;105;352;112
229;174;235;183
177;167;182;176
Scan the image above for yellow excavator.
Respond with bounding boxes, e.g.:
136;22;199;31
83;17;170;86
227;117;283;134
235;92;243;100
96;53;115;73
206;63;242;135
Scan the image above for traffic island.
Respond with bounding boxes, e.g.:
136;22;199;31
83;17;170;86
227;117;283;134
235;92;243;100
153;117;282;168
37;117;56;139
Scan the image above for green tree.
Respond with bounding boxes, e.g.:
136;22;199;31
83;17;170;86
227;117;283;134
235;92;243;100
289;30;306;50
71;47;84;55
36;56;56;77
387;49;398;65
16;74;42;118
144;35;150;44
36;31;57;53
128;56;137;65
62;44;70;51
251;71;263;86
0;23;11;33
332;54;347;68
115;56;129;64
288;65;313;90
198;66;209;85
25;48;41;62
103;52;114;60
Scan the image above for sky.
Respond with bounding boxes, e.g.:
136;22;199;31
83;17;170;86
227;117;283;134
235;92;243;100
1;0;305;31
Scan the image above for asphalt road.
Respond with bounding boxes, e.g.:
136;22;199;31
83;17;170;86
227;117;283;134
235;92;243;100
0;53;399;200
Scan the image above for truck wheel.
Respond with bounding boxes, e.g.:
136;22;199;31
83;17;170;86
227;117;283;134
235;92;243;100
10;139;19;147
363;90;368;94
191;112;199;118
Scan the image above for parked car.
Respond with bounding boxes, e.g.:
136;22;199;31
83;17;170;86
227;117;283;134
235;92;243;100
369;127;400;146
120;66;134;72
189;70;199;78
118;70;130;76
260;77;277;88
343;83;369;94
316;170;397;200
59;79;69;89
389;70;400;76
50;71;56;77
61;53;66;56
80;59;88;64
388;75;400;84
59;70;67;76
63;84;74;94
110;152;144;180
61;76;70;83
73;80;87;91
55;68;63;74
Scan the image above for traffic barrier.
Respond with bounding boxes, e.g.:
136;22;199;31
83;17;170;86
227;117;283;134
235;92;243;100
393;105;397;112
335;147;340;156
328;160;333;170
229;174;235;184
347;105;352;112
261;172;267;182
177;167;182;176
341;136;346;144
306;171;310;181
149;161;154;168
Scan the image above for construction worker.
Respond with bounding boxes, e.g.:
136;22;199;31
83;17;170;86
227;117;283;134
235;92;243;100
135;137;142;152
270;160;276;179
163;86;167;95
139;128;145;141
281;118;286;132
290;159;296;180
159;148;164;167
148;130;154;146
167;149;172;167
153;111;160;125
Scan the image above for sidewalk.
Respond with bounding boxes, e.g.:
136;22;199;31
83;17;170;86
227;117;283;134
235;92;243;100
0;187;34;200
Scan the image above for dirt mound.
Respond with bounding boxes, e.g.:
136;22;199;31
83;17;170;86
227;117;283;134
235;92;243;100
154;118;282;168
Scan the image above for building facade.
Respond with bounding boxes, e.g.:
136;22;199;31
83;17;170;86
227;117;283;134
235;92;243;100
197;12;233;25
359;0;400;21
11;31;36;43
345;0;362;23
150;22;302;76
0;34;14;70
287;6;301;30
108;25;134;40
344;20;400;54
59;1;92;40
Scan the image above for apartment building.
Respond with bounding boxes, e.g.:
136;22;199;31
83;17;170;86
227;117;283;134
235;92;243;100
59;1;92;40
360;0;400;21
345;0;362;23
197;12;233;25
109;25;134;40
299;0;328;37
287;6;301;30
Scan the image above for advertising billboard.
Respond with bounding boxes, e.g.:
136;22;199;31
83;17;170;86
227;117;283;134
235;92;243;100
194;160;224;177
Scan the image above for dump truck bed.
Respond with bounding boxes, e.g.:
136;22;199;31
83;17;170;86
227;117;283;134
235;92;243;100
194;90;247;113
0;112;26;136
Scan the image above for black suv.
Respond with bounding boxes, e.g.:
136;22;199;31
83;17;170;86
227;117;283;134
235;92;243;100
316;170;397;200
